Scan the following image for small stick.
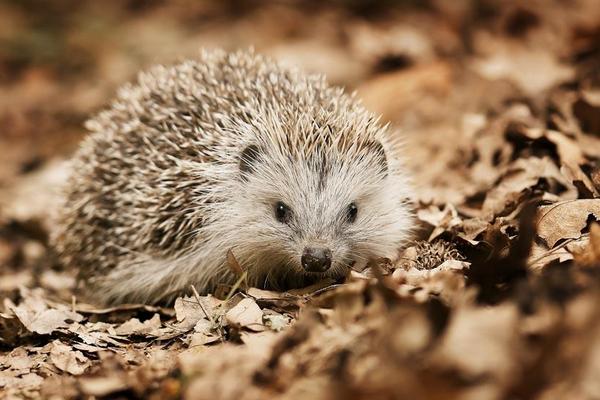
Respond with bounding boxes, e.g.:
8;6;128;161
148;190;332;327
190;285;212;322
224;271;248;302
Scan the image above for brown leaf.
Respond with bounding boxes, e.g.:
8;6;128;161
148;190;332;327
4;347;35;373
7;289;83;335
482;157;575;219
225;298;264;331
79;376;128;397
573;223;600;266
472;41;574;95
70;302;173;317
432;303;520;381
417;204;464;241
189;318;221;347
573;89;600;135
174;295;219;331
537;199;600;248
357;62;452;121
0;372;44;391
49;340;90;376
114;313;162;336
262;312;290;332
226;249;245;276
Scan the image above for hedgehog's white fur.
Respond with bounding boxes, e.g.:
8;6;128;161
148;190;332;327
51;49;413;305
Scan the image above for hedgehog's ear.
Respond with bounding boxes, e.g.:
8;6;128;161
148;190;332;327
239;144;261;180
368;141;388;177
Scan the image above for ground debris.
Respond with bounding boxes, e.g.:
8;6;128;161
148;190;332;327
2;0;600;399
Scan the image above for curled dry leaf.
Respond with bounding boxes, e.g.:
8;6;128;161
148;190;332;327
225;298;264;331
482;157;575;219
114;313;162;336
573;223;600;266
471;41;574;95
357;61;452;121
537;199;600;248
49;340;90;376
189;318;221;347
417;204;463;241
174;295;218;330
573;89;600;136
262;312;290;332
78;376;128;397
5;289;83;335
432;303;520;382
4;347;35;373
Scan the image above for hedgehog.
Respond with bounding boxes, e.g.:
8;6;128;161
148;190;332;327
51;49;414;305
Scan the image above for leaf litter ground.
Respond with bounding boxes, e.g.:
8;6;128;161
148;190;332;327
1;1;600;399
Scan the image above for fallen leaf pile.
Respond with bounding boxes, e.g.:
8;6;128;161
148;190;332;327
2;0;600;399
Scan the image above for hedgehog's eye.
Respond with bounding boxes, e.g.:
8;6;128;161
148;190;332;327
346;202;358;223
274;201;291;224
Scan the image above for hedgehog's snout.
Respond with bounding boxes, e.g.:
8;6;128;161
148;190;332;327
301;247;332;273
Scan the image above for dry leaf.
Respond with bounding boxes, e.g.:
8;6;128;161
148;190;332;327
7;290;83;335
572;223;600;266
79;376;128;397
225;298;264;331
472;40;574;94
114;313;162;336
174;295;218;331
187;318;221;346
433;303;520;381
49;340;90;376
573;89;600;135
263;312;290;332
357;61;452;120
482;157;575;219
537;199;600;248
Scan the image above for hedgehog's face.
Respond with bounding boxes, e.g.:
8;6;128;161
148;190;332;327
269;199;358;274
229;138;413;289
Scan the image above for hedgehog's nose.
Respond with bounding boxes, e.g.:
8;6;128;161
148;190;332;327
301;247;332;273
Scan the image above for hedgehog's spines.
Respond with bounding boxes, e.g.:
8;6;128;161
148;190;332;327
52;49;413;305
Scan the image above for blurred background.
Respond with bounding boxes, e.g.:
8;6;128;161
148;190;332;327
1;0;598;184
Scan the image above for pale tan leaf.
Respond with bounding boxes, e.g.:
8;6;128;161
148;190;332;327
9;300;83;336
114;313;162;336
79;376;128;397
225;298;264;331
537;200;600;248
49;341;90;376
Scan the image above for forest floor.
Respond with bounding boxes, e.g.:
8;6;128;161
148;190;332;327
2;1;600;399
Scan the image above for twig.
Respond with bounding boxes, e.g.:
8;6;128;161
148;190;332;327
224;271;248;302
309;284;345;297
190;285;212;323
527;236;583;267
